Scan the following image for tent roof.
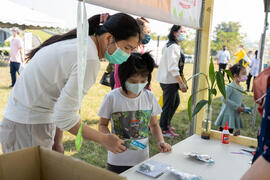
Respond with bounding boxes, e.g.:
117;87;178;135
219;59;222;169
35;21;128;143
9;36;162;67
85;0;202;29
0;0;65;29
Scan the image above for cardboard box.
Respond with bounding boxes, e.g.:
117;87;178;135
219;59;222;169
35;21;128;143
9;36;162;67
0;146;126;180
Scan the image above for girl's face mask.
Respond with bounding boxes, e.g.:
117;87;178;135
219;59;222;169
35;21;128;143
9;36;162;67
125;81;148;95
238;75;248;82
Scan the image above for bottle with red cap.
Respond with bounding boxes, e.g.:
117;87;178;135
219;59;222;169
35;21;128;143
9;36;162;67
222;121;230;144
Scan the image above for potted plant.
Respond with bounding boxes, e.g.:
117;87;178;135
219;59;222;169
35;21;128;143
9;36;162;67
187;56;231;139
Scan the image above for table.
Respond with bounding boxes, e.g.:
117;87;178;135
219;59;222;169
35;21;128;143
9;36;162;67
121;134;253;180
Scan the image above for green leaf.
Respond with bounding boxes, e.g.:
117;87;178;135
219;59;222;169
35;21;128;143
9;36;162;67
192;100;208;117
216;71;226;99
225;70;233;79
227;85;247;94
209;56;215;86
75;122;84;151
188;95;193;121
210;89;217;96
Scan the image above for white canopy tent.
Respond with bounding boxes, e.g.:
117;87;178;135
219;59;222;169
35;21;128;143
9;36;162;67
86;0;202;29
0;0;65;29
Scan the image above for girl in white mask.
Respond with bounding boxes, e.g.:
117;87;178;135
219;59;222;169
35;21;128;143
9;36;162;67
98;52;171;174
215;64;248;136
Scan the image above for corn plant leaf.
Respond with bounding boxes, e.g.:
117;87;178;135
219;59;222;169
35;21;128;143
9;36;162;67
210;88;217;96
192;100;208;117
216;71;226;99
188;95;193;121
225;70;233;79
209;56;215;86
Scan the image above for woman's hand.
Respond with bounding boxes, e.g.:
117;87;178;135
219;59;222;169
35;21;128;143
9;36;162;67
158;142;172;153
101;134;127;154
52;142;64;154
52;128;64;154
179;83;187;92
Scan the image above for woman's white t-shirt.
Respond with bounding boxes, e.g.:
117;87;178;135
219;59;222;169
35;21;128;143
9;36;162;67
156;43;181;84
4;37;100;130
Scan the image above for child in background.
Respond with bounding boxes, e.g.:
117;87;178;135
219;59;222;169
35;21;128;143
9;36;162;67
114;17;151;89
98;52;172;174
215;64;247;136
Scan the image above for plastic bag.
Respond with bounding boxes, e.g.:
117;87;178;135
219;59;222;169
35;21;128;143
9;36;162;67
185;152;214;163
168;168;202;180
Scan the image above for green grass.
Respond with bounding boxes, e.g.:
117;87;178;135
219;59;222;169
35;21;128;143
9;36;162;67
0;62;261;168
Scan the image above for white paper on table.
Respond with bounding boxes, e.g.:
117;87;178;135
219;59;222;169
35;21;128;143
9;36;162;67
136;160;171;178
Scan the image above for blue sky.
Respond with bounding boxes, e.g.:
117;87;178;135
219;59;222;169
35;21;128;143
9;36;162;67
8;0;266;42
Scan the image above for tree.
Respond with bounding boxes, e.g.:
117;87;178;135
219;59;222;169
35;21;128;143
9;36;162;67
211;22;245;56
150;32;167;41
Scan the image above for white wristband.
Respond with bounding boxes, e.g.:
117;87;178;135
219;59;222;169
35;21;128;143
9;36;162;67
179;83;185;89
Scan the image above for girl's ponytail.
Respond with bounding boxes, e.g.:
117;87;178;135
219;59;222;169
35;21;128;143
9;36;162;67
141;51;154;73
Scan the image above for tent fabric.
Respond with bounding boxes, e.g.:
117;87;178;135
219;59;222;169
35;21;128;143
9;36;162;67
0;0;64;29
86;0;202;29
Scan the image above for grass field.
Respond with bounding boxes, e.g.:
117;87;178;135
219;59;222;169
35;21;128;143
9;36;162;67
0;61;261;168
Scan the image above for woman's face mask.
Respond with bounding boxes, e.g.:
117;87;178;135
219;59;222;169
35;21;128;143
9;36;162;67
125;81;148;95
177;33;185;42
105;41;130;64
141;34;151;44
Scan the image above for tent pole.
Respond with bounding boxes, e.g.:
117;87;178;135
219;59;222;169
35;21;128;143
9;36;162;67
194;0;215;135
189;30;203;135
189;1;205;136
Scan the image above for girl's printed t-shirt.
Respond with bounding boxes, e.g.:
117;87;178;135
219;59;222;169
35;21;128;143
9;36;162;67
98;88;162;166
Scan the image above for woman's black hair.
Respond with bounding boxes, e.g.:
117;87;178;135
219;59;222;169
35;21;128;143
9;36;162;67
230;63;245;77
255;50;258;59
168;25;181;42
118;52;155;94
26;13;140;61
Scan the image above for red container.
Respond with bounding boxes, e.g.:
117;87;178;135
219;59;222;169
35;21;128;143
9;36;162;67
222;122;230;144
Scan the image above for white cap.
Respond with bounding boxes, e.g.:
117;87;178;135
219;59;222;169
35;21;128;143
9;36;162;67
11;27;19;33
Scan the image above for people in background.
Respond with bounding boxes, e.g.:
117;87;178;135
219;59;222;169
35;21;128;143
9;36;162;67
215;64;247;136
217;45;230;75
114;17;151;89
156;25;188;138
98;52;171;174
235;45;250;67
9;27;24;87
246;50;260;92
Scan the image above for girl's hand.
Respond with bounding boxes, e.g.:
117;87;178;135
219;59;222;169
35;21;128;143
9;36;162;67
102;134;127;154
238;106;244;113
158;142;172;153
